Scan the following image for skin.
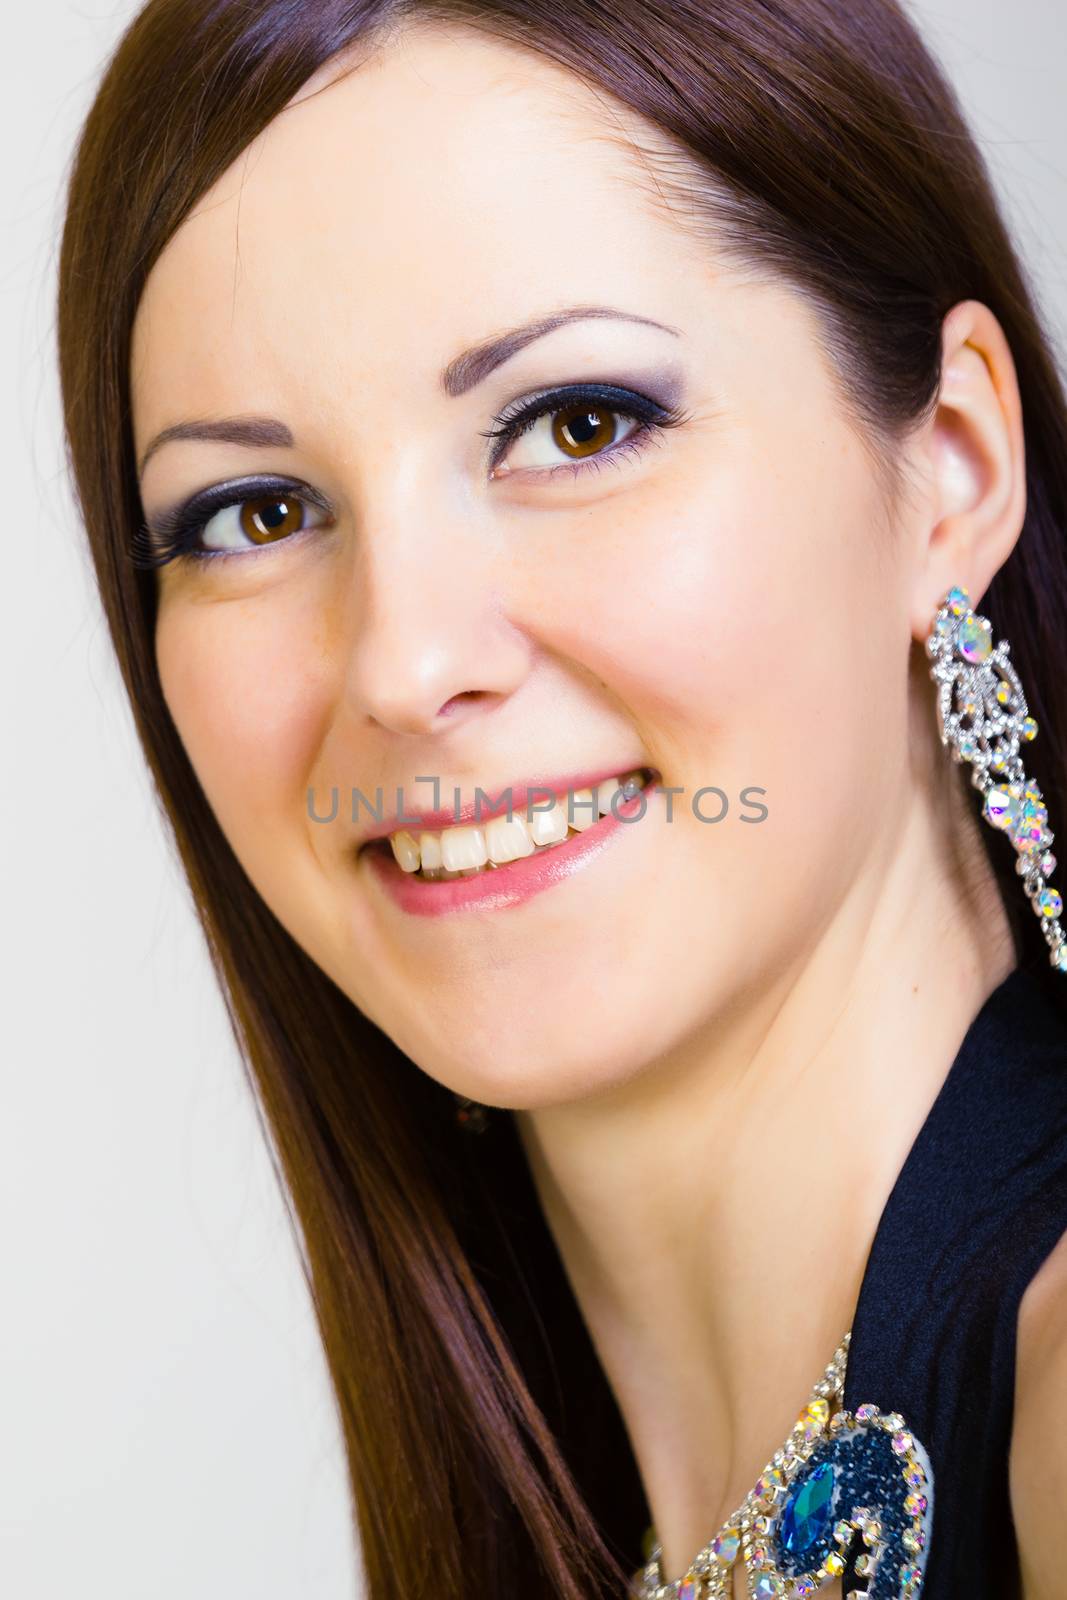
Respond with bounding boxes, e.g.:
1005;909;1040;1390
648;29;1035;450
130;21;1055;1593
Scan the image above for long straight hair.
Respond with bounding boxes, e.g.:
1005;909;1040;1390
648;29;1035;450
56;1;1067;1594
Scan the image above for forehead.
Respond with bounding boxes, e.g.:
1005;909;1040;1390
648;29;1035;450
129;26;716;440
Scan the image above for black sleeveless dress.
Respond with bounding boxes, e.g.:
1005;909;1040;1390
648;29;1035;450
836;963;1067;1598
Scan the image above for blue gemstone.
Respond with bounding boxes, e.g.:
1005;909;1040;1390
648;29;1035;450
779;1461;835;1558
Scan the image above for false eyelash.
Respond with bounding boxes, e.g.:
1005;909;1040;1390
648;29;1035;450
128;384;692;571
128;477;333;572
478;382;692;473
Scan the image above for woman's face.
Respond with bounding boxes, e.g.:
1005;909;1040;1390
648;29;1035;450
131;24;921;1109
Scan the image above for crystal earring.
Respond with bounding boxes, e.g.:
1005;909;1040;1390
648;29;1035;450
925;584;1066;974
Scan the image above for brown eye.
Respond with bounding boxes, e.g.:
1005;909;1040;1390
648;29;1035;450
495;403;645;476
191;489;332;555
550;405;620;459
239;494;306;544
482;382;687;483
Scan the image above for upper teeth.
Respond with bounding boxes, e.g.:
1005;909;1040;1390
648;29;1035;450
386;770;648;877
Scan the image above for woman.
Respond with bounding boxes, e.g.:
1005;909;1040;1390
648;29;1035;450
56;1;1067;1596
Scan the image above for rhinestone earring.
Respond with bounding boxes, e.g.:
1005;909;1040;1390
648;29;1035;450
925;584;1066;974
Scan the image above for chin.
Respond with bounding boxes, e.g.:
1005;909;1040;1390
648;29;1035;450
386;983;687;1113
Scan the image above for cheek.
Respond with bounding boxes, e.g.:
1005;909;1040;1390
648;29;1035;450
503;429;900;964
155;596;329;846
511;428;890;771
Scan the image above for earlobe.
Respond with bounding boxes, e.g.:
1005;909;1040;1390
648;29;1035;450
908;300;1027;640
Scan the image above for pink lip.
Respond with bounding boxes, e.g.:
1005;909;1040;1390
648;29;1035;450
355;764;651;848
362;781;653;916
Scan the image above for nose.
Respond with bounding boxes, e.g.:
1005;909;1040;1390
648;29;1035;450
335;497;532;738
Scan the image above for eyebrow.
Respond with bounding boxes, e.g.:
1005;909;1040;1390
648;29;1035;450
136;304;682;475
440;303;681;396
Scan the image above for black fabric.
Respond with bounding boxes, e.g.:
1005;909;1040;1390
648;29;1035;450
840;964;1067;1596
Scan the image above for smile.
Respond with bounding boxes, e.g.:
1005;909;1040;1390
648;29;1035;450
360;767;657;916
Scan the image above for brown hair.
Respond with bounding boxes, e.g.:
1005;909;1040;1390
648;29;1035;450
56;1;1067;1594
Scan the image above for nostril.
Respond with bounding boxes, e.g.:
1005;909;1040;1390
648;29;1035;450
437;690;488;718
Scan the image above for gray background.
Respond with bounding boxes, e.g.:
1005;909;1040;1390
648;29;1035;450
3;3;1064;1595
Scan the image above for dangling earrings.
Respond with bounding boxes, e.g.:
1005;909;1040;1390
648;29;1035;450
926;584;1067;974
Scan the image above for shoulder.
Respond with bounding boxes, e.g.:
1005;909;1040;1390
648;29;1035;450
1009;1219;1067;1599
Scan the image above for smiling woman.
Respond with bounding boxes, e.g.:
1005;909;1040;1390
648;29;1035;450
56;3;1067;1599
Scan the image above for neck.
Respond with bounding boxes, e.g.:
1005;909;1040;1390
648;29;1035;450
512;781;1015;1581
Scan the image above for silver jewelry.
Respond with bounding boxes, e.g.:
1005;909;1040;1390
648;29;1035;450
925;584;1066;974
634;1329;936;1599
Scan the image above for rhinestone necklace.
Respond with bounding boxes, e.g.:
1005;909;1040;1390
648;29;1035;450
635;1333;852;1599
633;1327;934;1600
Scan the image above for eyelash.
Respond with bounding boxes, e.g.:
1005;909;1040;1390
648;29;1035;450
129;383;692;571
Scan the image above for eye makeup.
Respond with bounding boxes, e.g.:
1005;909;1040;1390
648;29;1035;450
130;378;693;571
480;381;691;477
129;475;335;572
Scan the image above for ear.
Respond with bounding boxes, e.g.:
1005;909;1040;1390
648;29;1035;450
907;298;1027;641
